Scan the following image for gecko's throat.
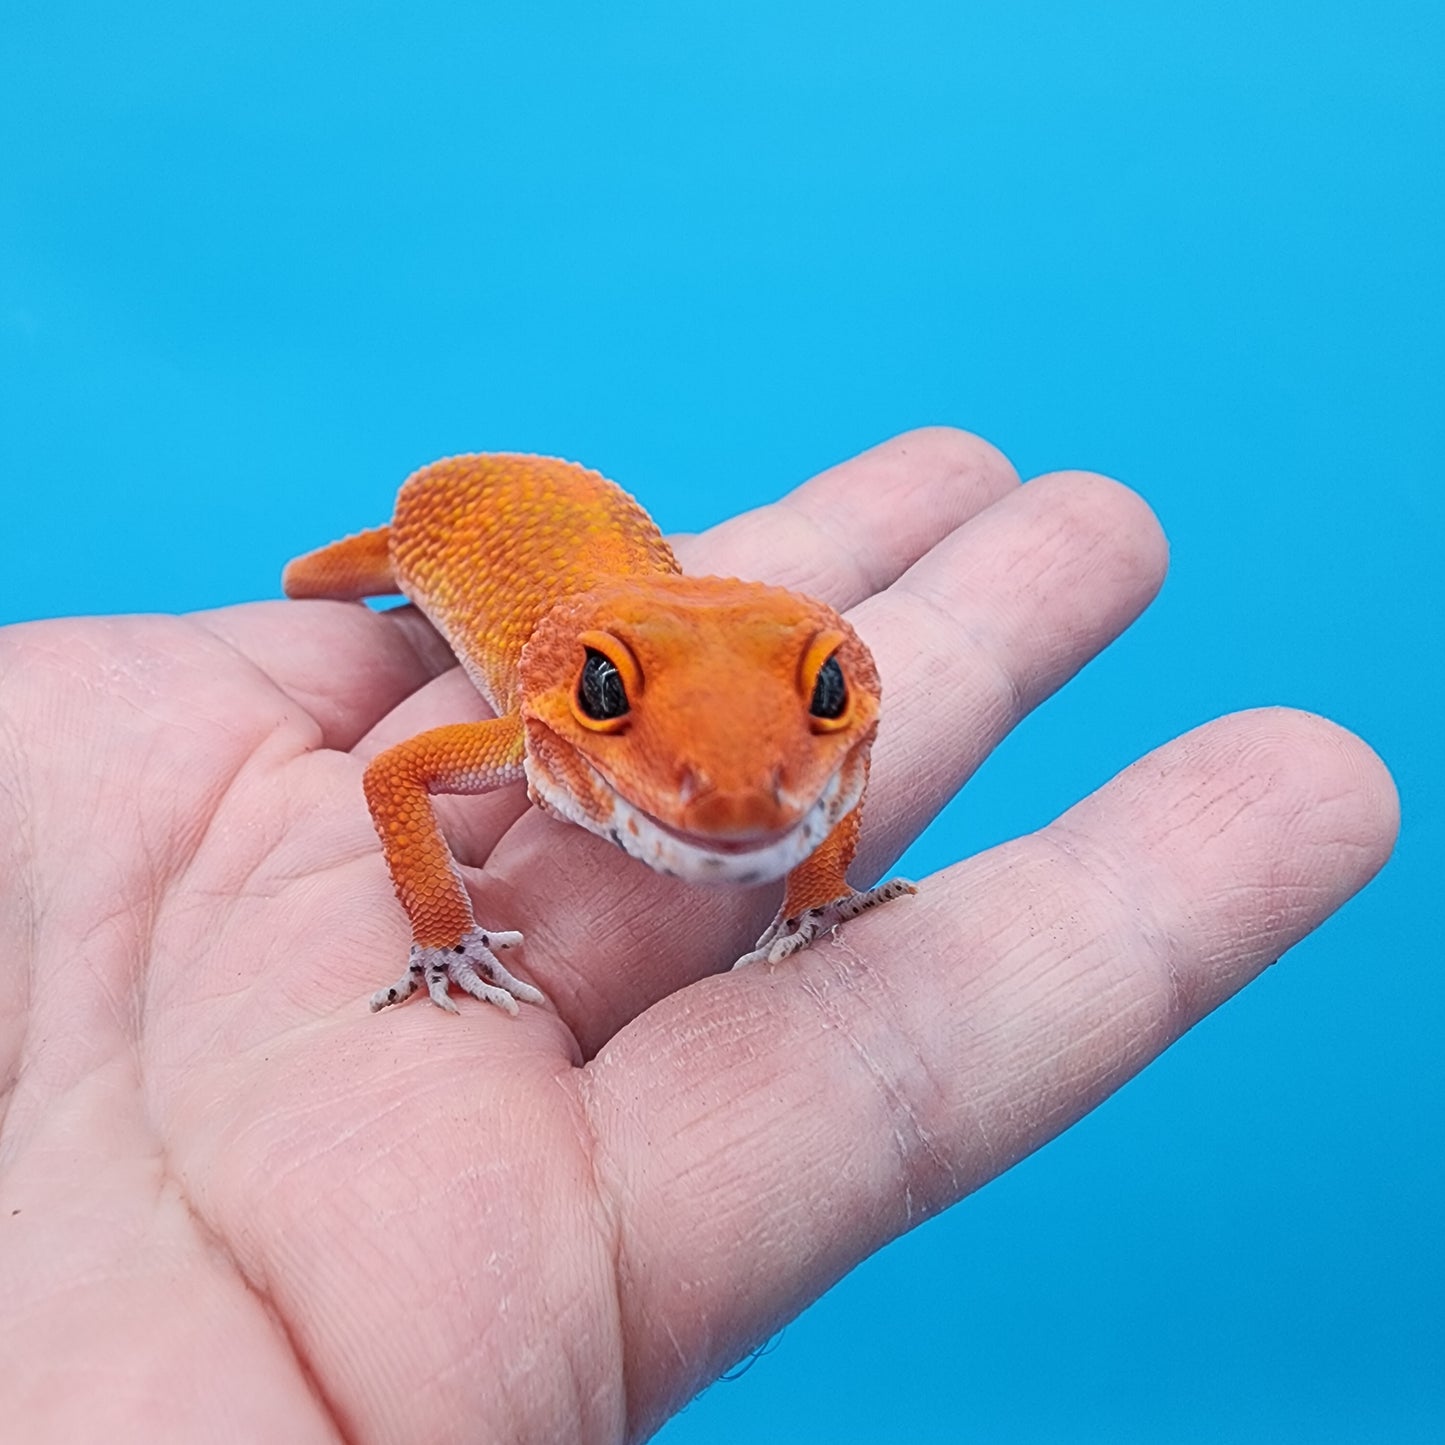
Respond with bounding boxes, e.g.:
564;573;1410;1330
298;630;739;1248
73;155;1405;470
525;754;864;887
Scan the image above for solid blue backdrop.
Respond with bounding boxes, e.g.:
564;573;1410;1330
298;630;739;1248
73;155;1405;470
3;2;1440;1439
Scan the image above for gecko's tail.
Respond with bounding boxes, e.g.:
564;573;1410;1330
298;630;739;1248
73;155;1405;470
282;525;397;600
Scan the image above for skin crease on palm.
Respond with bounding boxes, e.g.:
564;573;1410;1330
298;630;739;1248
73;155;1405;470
0;428;1398;1444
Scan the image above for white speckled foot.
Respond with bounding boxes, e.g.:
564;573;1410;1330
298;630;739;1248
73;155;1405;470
732;878;918;969
369;927;545;1014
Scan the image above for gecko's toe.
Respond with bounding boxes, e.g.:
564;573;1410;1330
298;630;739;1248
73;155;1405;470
425;968;462;1012
766;926;819;964
370;958;425;1011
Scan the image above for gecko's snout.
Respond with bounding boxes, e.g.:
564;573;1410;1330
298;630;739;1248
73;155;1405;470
677;784;794;843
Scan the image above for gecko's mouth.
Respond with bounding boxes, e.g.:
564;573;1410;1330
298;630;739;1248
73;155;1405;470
611;783;836;886
527;749;867;887
645;816;800;857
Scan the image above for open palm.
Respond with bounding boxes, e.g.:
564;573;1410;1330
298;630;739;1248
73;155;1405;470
0;430;1397;1444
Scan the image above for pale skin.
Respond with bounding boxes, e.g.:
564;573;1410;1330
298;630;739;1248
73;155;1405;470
0;429;1398;1444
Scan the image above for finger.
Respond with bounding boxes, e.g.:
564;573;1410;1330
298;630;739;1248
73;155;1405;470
499;470;1167;1052
672;426;1020;605
581;709;1399;1432
849;469;1167;883
192;601;455;751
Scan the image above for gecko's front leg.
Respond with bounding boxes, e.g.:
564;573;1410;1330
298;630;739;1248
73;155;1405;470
362;716;548;1014
732;798;916;969
733;879;918;968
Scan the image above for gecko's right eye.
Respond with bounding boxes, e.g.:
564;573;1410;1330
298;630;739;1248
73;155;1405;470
809;654;847;720
578;648;630;721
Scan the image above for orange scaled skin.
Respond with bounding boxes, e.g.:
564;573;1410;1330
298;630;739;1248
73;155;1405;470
283;454;914;1013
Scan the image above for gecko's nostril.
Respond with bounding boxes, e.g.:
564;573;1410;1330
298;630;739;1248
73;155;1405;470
770;764;786;806
676;765;711;804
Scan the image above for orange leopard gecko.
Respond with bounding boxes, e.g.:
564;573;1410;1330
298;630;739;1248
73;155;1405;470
283;454;915;1014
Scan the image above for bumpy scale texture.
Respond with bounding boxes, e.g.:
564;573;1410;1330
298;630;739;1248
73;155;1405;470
361;716;526;949
390;455;682;713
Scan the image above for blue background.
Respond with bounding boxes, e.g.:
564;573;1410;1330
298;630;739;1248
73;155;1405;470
4;3;1440;1439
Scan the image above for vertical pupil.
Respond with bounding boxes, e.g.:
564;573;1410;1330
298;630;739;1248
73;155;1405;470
810;655;847;719
580;649;628;719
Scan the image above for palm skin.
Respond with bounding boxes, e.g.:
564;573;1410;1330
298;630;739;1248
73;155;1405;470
0;430;1397;1444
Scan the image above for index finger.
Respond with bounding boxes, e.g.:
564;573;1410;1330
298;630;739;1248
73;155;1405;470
672;427;1018;603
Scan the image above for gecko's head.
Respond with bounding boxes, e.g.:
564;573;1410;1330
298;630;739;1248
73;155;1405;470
517;575;882;886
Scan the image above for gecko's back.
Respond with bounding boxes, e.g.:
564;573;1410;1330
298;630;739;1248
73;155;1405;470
287;454;682;713
394;455;680;709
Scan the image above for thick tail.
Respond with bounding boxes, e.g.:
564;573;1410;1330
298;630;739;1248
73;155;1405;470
282;525;396;600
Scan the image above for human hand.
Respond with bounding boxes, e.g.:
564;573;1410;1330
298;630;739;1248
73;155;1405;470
0;430;1397;1443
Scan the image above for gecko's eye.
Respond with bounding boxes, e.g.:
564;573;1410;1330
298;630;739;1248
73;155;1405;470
578;648;629;721
809;655;847;720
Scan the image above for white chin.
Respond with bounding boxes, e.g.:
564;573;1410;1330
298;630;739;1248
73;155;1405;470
526;763;859;887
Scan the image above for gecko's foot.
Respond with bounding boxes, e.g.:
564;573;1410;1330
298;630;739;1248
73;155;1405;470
369;927;547;1015
732;878;918;970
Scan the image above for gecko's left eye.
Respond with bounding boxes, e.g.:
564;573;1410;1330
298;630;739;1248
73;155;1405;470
578;648;629;721
809;655;847;720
